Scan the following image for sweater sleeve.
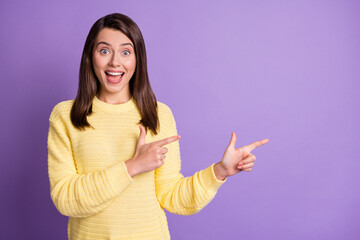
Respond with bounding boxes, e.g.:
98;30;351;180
47;118;134;218
155;106;227;215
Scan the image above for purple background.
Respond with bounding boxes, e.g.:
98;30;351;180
1;0;359;239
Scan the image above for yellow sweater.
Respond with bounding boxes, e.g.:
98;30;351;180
47;96;226;240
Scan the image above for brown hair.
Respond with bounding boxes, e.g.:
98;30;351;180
70;13;159;135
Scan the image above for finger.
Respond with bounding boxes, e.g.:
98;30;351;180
227;132;237;149
156;148;168;155
242;168;252;172
242;138;269;152
238;154;256;166
161;147;168;154
241;162;254;169
153;135;181;147
137;125;147;146
158;153;166;160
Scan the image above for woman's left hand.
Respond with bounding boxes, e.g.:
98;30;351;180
214;132;269;180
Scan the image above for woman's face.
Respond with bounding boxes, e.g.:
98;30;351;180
92;28;136;101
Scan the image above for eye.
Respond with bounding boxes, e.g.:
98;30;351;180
122;50;131;56
100;49;110;54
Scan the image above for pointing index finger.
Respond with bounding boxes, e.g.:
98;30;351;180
153;135;181;147
242;139;269;152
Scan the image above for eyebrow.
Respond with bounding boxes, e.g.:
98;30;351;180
95;41;134;48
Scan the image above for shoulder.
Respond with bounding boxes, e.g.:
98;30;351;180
156;101;178;136
49;99;75;124
157;101;176;121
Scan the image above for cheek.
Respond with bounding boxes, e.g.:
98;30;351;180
92;55;105;72
92;59;106;82
125;56;136;73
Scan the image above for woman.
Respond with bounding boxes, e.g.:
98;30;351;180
47;13;269;240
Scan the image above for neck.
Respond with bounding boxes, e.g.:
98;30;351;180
96;92;131;105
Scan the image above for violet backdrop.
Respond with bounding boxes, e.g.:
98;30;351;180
0;0;359;239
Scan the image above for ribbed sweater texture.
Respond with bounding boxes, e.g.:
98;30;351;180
47;96;226;240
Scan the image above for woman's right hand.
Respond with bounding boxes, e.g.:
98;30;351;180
125;125;181;177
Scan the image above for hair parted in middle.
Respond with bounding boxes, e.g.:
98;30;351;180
70;13;159;135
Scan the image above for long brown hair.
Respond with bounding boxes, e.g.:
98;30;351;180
70;13;159;135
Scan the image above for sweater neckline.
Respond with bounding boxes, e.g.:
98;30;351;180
92;95;137;113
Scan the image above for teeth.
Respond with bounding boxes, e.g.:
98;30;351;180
106;71;123;76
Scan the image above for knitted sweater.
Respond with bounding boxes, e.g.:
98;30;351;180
47;96;226;240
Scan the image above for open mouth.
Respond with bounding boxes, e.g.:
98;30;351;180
105;71;124;83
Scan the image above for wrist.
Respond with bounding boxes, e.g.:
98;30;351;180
125;159;138;177
214;162;228;181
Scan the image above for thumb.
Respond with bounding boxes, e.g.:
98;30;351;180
227;132;237;149
137;125;146;146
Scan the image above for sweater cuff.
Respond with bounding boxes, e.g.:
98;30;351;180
106;160;134;196
200;163;227;195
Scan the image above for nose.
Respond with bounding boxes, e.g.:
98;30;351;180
109;52;122;67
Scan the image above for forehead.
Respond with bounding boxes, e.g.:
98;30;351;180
95;28;133;46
